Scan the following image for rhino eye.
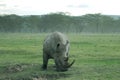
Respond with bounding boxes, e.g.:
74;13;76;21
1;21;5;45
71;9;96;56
57;43;60;48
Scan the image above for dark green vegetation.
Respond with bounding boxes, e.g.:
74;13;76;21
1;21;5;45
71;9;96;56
0;33;120;80
0;13;120;33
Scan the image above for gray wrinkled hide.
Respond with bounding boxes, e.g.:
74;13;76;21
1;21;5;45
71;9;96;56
42;32;72;71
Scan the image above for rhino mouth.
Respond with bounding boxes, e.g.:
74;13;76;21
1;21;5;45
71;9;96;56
56;59;75;71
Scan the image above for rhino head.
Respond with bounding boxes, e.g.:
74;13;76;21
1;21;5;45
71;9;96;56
54;40;75;71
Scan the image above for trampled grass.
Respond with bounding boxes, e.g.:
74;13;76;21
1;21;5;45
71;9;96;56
0;33;120;80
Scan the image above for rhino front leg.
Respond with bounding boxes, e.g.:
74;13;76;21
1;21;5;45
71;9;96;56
42;53;48;70
54;59;61;71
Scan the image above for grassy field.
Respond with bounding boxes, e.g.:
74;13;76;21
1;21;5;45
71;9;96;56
0;33;120;80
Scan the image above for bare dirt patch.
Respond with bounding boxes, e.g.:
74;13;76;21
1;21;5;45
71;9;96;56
1;63;69;80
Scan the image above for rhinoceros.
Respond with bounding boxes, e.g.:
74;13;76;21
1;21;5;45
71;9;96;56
42;32;75;71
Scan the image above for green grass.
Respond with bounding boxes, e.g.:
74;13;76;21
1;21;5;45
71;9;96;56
0;33;120;80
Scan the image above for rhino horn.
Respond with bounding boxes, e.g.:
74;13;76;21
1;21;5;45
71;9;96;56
64;59;75;68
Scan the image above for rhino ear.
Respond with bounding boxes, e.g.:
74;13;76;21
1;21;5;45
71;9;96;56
66;40;69;45
67;40;69;44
